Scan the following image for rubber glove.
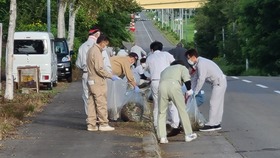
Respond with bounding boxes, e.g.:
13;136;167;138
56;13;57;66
111;75;120;81
134;86;141;93
185;89;193;100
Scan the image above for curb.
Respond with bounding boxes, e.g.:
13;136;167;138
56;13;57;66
142;132;162;158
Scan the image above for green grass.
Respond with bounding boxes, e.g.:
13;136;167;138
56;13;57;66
184;18;195;43
145;11;195;45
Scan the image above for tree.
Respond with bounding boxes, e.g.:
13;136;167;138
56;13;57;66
239;0;280;75
5;0;17;100
57;0;67;38
96;0;142;47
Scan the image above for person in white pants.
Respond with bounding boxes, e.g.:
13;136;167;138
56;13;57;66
76;27;101;115
185;49;227;132
146;41;179;129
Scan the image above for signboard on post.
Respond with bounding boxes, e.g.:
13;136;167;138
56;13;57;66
0;23;2;92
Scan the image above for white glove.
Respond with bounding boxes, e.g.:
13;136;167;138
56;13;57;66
186;89;194;96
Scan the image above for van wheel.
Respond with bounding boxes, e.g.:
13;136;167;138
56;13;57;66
53;81;58;87
47;82;53;90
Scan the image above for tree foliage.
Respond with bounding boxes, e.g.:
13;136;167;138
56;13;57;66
194;0;280;75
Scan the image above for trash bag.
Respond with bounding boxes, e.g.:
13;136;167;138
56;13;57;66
186;95;206;131
120;90;145;122
107;79;128;120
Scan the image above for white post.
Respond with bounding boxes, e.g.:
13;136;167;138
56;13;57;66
0;23;2;92
222;26;225;57
246;58;249;71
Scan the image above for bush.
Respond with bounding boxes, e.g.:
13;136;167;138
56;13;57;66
213;57;244;76
241;68;262;76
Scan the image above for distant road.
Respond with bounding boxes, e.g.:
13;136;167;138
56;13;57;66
134;12;174;53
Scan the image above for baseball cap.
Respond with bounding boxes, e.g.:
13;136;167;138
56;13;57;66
88;26;100;35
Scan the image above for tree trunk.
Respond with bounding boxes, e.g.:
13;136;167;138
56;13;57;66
5;0;17;100
57;0;67;38
67;2;80;50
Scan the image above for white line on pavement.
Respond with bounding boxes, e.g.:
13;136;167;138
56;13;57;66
232;76;239;79
242;79;252;83
141;21;153;42
256;84;268;88
274;90;280;94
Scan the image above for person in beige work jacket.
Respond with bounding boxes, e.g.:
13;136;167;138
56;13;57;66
86;35;120;132
110;53;141;92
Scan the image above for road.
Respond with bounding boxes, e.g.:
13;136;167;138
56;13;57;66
136;12;280;158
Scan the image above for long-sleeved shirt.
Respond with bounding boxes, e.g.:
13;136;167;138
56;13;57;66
102;49;112;73
87;44;112;84
194;57;225;94
160;64;191;85
117;49;128;56
75;37;97;72
131;45;147;58
110;56;135;84
146;50;175;80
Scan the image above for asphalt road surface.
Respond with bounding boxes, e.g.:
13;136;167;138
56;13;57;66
136;12;280;158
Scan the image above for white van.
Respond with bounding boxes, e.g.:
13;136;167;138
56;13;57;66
13;32;58;90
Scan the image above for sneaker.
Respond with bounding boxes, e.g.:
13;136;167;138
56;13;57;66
160;137;169;144
185;133;197;142
87;125;98;131
99;124;115;131
199;124;222;132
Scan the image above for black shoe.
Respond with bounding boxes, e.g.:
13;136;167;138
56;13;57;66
167;128;181;137
199;124;222;132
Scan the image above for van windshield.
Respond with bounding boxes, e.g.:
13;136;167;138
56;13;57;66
14;40;47;54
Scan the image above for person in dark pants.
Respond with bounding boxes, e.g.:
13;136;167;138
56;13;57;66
168;42;188;67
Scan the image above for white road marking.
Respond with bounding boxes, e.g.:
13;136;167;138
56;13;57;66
274;90;280;94
141;21;153;42
232;76;239;79
242;79;252;83
256;84;268;88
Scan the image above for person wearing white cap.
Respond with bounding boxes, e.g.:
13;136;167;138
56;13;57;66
76;26;100;115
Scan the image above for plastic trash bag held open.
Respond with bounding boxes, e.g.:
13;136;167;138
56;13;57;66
186;95;206;131
120;89;146;122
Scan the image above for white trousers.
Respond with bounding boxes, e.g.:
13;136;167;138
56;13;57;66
207;77;227;126
151;80;180;128
82;73;88;115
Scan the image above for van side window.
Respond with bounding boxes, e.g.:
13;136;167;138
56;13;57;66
14;40;46;54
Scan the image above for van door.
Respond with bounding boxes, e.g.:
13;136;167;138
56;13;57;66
13;39;51;82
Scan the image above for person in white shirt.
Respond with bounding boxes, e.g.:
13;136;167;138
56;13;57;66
146;41;180;130
117;46;128;56
76;26;100;115
185;49;227;132
133;58;150;85
130;43;147;66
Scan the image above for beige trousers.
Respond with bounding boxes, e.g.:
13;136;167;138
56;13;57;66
87;81;109;126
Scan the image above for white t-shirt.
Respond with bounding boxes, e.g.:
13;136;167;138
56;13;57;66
146;50;175;80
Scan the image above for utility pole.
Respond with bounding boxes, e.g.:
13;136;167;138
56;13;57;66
47;0;51;32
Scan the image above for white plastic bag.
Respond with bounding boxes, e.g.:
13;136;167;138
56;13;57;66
107;79;128;120
120;90;145;122
186;95;206;131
